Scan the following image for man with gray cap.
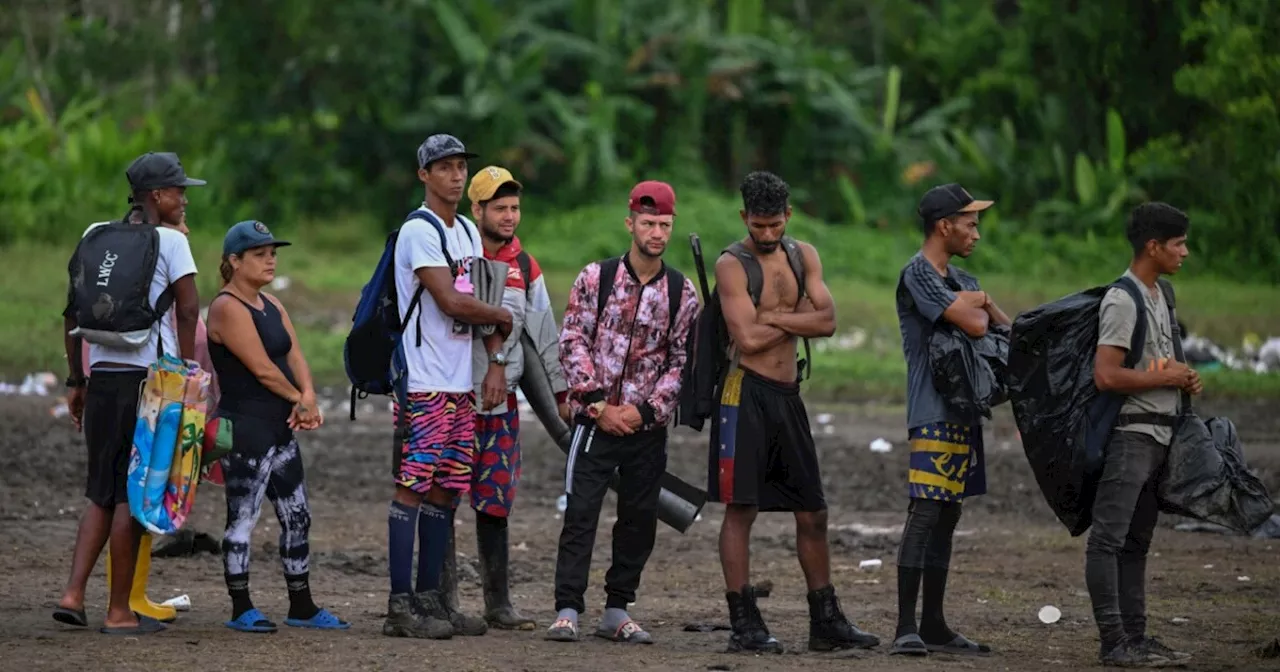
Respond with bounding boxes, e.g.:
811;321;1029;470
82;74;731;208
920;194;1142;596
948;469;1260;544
383;134;513;640
54;151;205;635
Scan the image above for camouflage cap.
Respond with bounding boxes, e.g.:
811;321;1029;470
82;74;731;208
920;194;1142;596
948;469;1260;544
417;134;479;169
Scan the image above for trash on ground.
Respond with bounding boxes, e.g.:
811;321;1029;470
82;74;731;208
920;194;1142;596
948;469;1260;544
1171;617;1190;625
683;622;731;633
858;558;882;571
1183;332;1280;374
869;438;893;453
1038;605;1062;624
162;594;192;611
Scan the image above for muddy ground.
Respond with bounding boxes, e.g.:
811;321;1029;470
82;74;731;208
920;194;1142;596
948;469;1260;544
1;393;1278;672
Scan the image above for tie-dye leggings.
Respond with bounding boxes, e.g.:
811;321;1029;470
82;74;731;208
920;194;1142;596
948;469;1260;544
221;436;312;577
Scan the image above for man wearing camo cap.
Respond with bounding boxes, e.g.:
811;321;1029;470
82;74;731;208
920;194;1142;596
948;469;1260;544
382;133;513;640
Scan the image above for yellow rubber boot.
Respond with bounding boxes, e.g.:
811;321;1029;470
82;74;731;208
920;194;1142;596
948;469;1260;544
106;532;178;622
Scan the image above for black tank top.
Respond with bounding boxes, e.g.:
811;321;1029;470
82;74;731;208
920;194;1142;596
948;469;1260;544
209;291;298;423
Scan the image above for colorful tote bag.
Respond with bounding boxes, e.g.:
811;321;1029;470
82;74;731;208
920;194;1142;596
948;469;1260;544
127;355;213;535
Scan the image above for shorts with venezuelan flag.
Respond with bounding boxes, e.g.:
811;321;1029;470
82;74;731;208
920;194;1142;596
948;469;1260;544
907;422;986;503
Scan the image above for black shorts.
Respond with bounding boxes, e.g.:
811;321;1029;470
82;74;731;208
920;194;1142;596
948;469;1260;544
707;365;826;512
83;369;147;509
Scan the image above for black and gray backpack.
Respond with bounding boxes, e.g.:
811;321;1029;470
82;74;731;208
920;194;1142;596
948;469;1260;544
67;221;171;354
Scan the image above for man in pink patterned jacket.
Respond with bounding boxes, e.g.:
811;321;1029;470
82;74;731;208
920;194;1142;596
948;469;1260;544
545;180;700;645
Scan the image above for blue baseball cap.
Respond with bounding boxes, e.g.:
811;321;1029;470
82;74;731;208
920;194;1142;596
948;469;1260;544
223;220;291;256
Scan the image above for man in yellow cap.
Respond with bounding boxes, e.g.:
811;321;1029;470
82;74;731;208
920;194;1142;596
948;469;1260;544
435;166;570;631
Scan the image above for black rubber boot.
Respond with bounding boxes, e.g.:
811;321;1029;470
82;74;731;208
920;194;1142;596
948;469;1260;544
477;515;536;630
726;585;783;654
435;522;487;636
807;584;881;651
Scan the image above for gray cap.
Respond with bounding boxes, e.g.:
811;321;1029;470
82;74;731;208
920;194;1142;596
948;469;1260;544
417;134;478;169
223;220;291;256
126;152;207;191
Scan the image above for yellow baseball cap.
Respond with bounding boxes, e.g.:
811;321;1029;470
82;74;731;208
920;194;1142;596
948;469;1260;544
468;165;523;203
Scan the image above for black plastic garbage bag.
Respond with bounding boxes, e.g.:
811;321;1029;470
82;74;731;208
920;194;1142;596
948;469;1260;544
929;323;1011;422
1159;415;1275;533
1006;281;1147;536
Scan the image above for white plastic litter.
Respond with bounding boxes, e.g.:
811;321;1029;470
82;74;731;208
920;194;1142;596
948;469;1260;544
869;438;893;453
858;559;882;571
1038;605;1062;624
162;594;192;611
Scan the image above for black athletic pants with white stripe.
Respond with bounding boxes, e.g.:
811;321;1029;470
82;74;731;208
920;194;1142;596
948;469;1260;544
553;422;667;614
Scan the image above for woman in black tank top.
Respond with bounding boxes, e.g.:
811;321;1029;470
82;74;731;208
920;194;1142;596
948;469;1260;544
206;220;348;633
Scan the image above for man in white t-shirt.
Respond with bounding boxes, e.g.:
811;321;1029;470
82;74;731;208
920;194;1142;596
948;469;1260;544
383;134;513;641
54;152;204;636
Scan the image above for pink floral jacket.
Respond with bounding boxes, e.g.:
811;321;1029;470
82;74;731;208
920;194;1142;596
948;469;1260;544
558;255;699;431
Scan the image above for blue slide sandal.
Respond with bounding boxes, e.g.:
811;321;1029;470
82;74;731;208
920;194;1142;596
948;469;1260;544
225;608;278;633
285;608;350;630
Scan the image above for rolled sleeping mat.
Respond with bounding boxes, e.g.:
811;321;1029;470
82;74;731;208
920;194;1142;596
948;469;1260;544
518;335;707;533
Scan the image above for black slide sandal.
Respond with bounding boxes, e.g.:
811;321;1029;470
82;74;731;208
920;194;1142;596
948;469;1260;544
53;606;88;627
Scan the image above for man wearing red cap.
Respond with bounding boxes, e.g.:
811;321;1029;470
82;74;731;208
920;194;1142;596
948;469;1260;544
546;180;700;644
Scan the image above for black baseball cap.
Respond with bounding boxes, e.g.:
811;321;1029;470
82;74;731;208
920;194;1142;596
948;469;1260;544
417;134;478;169
917;183;993;223
126;152;207;191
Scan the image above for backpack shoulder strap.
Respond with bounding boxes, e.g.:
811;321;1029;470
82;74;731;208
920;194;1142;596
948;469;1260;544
408;209;459;278
516;251;534;298
724;241;764;306
596;257;622;322
664;266;686;334
780;236;807;301
1157;278;1191;413
1113;276;1149;370
780;236;812;381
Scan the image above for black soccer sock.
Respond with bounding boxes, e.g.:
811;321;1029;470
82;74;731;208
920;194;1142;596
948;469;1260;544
919;567;959;643
895;566;923;638
286;572;320;621
226;572;255;620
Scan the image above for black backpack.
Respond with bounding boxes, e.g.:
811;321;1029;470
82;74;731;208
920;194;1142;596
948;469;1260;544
66;221;171;358
590;256;689;408
675;236;810;432
594;256;686;334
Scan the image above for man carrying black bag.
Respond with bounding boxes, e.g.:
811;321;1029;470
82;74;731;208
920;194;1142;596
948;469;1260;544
1087;202;1198;667
891;184;1010;657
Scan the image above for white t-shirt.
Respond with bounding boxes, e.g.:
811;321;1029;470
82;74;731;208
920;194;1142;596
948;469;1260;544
394;208;482;393
81;222;199;369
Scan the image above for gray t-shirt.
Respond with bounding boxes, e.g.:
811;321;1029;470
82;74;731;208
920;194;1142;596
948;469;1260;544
896;252;981;429
1097;270;1179;445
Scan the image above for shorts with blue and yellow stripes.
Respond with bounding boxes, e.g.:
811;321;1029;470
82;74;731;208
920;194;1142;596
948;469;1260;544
907;422;986;502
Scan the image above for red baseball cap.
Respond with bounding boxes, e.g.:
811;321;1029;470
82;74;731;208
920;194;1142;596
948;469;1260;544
628;180;677;216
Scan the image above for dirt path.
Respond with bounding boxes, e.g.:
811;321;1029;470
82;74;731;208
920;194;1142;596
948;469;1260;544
2;395;1277;671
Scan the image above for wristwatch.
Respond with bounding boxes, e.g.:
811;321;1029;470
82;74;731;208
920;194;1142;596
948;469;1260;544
65;375;86;389
489;351;508;366
586;400;606;419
